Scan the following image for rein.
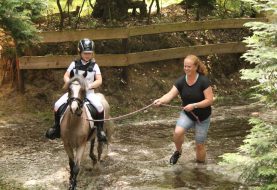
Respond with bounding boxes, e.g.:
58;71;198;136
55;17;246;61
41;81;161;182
86;103;201;123
68;97;84;116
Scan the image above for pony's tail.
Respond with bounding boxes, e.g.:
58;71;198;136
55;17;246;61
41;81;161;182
97;93;115;144
104;120;115;143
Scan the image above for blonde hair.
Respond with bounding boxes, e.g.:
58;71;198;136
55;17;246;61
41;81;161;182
185;55;208;76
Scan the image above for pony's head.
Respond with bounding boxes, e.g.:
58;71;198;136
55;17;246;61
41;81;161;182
64;75;87;115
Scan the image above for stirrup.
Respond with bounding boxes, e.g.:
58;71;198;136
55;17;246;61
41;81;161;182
45;127;60;140
170;151;181;165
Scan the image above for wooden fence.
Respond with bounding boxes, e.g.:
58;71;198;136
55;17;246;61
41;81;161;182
18;17;267;91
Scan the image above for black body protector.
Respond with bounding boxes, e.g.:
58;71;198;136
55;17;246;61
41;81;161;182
70;59;95;79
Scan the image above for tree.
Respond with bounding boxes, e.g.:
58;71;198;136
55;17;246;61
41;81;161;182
0;0;45;52
93;0;129;21
221;0;277;189
181;0;216;20
0;0;44;87
93;0;147;21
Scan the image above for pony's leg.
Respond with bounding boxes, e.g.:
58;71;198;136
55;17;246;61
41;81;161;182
69;161;79;190
89;137;97;165
69;158;75;184
69;143;86;190
63;145;77;190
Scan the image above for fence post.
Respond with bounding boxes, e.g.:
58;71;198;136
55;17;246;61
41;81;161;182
121;38;129;84
16;58;25;93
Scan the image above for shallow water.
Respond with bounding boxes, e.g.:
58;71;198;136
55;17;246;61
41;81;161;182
76;117;251;190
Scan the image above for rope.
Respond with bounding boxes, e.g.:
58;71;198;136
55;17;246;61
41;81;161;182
86;102;200;123
86;102;155;122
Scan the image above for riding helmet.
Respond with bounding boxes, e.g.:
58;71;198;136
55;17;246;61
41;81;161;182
78;38;94;53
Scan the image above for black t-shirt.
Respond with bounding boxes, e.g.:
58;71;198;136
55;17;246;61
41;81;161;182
174;74;212;121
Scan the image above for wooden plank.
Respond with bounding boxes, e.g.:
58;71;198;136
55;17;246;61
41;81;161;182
127;42;247;64
129;18;267;36
19;42;246;69
19;54;128;69
96;54;128;67
39;18;267;43
40;28;129;43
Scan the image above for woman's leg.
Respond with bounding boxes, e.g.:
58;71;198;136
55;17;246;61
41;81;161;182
54;93;68;112
170;112;194;165
86;92;106;142
195;116;211;163
196;144;206;162
46;93;68;139
173;126;185;152
86;92;104;113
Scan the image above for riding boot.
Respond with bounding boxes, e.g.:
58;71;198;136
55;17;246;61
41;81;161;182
95;111;107;143
45;108;62;140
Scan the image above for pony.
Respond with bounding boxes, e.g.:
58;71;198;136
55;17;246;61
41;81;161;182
60;75;113;190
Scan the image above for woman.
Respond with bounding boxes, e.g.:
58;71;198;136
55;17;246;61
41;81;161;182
45;38;107;142
154;55;213;164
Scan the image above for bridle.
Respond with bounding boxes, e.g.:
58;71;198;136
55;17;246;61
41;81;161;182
67;81;85;116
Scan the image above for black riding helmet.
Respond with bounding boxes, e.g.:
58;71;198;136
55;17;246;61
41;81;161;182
78;38;94;53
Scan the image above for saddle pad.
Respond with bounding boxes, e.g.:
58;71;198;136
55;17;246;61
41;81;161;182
84;102;95;129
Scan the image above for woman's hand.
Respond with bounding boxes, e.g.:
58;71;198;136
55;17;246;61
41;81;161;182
88;83;94;90
183;104;195;112
153;99;162;106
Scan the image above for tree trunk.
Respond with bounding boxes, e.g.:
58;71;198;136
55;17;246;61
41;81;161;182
155;0;160;15
93;0;129;21
57;0;64;30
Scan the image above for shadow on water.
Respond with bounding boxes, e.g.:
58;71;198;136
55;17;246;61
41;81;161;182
78;117;251;189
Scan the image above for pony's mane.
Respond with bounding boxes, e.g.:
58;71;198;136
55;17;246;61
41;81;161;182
64;75;87;98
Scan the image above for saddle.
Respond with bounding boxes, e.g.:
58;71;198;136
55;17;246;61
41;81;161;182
59;100;99;127
85;100;98;119
59;100;100;141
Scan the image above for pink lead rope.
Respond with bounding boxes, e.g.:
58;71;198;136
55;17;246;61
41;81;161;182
86;103;201;123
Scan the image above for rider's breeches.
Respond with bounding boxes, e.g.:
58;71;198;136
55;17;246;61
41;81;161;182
54;91;104;113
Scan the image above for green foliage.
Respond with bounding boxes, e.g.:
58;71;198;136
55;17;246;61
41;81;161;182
0;0;45;53
183;0;216;8
239;0;277;107
221;119;277;189
221;1;277;189
242;0;277;13
215;0;254;18
181;0;216;20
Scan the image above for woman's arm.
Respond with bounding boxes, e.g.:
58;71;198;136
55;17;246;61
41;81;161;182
153;86;179;106
64;71;70;83
183;86;214;112
88;74;102;89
